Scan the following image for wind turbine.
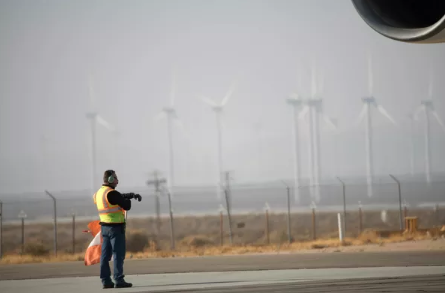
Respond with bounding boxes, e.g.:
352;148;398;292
199;79;238;201
153;72;186;197
85;74;116;194
413;74;445;183
286;71;304;203
298;66;337;203
356;55;396;197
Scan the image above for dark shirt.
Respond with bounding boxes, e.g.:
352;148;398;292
100;184;131;226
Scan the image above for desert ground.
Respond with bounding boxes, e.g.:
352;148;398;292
1;207;444;264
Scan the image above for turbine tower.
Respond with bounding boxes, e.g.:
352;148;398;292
298;66;336;203
356;55;396;197
413;76;445;183
85;75;116;194
286;74;304;203
199;80;238;200
154;72;186;197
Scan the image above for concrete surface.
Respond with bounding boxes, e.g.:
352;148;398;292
0;266;444;293
1;250;445;280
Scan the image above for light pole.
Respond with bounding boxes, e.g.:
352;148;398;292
45;190;57;256
18;210;27;254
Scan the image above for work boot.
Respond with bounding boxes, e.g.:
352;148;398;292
115;280;133;288
102;282;115;289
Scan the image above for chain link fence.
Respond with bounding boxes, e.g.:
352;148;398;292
1;175;444;258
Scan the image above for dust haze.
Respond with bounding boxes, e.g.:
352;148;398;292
1;0;445;200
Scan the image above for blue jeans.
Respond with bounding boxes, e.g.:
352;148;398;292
100;225;126;284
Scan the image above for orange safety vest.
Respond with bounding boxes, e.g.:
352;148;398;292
93;186;125;223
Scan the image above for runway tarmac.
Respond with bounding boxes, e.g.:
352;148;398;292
1;250;444;280
0;266;444;292
1;251;444;292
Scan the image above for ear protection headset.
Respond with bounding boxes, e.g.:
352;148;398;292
107;170;116;184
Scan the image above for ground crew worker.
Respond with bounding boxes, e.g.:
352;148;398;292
93;169;142;289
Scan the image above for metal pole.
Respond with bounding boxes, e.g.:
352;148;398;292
358;202;363;235
337;213;344;243
153;174;161;236
312;207;316;240
389;174;403;231
167;190;175;250
0;201;2;259
281;181;292;244
219;210;224;246
287;186;292;243
72;213;75;254
336;177;347;236
226;172;232;213
265;208;270;245
224;188;233;245
21;218;25;254
45;190;57;257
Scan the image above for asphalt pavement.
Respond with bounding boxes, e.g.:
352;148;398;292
1;250;444;280
0;266;444;293
1;251;444;292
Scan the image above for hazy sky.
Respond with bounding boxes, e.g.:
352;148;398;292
1;0;445;194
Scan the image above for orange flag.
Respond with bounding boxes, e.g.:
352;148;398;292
84;212;127;266
84;220;102;266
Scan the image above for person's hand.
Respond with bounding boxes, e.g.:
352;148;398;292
134;194;142;202
123;192;135;199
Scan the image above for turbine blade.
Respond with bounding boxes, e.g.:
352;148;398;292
170;71;176;106
428;69;433;99
296;68;302;90
323;115;337;130
174;117;189;137
376;104;396;125
413;106;424;121
221;79;238;106
356;104;367;126
153;111;166;121
311;64;317;97
87;74;96;111
199;95;218;107
298;106;309;120
431;110;445;132
96;115;115;132
318;68;324;96
367;53;373;96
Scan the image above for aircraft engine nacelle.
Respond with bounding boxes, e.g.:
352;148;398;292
351;0;445;43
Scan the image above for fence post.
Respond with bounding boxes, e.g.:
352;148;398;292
72;213;76;254
45;190;58;257
167;190;175;250
336;177;347;236
18;210;27;254
311;202;316;240
358;201;363;235
264;202;270;245
224;189;233;245
219;204;224;246
389;174;403;231
287;186;292;243
0;201;2;259
337;213;344;243
281;181;292;244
